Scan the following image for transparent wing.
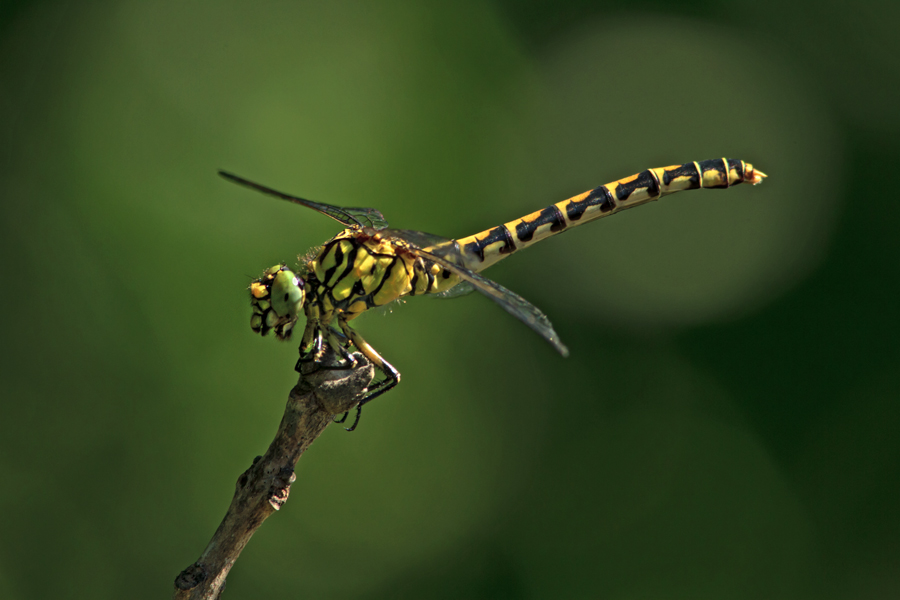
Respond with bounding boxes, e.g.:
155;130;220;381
431;281;476;299
364;227;567;354
380;228;458;252
380;228;476;299
339;206;389;230
413;246;569;357
219;171;389;229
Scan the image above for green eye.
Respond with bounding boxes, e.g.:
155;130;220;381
249;265;305;339
270;269;305;319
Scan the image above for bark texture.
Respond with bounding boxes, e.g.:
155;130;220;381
173;354;374;599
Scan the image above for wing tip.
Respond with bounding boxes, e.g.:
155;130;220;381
218;170;244;185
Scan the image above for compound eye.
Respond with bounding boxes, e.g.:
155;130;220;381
270;269;305;319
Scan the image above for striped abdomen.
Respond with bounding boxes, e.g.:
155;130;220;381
455;158;766;273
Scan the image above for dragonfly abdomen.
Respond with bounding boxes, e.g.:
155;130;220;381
456;158;766;272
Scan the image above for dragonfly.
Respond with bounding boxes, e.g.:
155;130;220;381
220;158;766;430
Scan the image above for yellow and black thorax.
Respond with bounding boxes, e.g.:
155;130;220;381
306;228;460;324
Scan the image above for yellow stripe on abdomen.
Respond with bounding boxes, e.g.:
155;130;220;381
454;158;765;273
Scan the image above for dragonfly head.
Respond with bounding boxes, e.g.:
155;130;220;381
249;265;305;340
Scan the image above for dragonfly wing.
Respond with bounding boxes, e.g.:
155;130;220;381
382;229;476;298
385;229;566;350
414;247;569;357
219;171;389;229
431;280;476;299
341;207;389;230
381;228;458;252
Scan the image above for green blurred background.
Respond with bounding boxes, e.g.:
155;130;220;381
1;0;898;598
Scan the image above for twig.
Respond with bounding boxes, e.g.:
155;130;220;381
173;351;374;599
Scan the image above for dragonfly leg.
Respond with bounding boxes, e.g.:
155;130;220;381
295;332;323;373
311;326;359;375
296;321;322;366
321;325;359;427
343;367;399;431
338;318;401;431
326;326;357;364
295;323;357;373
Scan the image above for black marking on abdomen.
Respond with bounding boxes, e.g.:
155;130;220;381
515;205;567;243
463;226;517;263
615;169;660;201
727;158;745;180
566;185;615;221
698;158;729;188
662;163;701;189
